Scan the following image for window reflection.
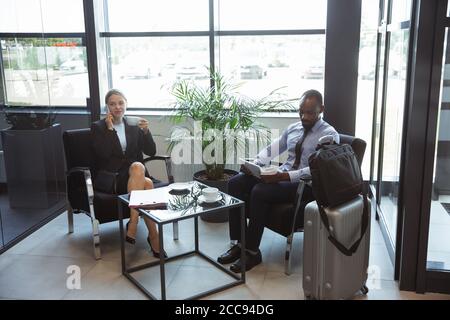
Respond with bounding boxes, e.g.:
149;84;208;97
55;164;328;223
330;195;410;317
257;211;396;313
379;29;410;242
0;0;84;33
390;0;412;24
218;0;327;30
218;35;325;101
106;0;209;32
1;38;89;106
356;0;379;179
107;37;210;108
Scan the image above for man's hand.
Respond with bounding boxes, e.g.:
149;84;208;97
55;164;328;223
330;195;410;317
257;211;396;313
105;112;114;131
261;172;290;184
138;118;149;134
240;164;253;176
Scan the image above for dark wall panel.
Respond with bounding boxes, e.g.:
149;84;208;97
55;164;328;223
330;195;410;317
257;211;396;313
324;0;362;135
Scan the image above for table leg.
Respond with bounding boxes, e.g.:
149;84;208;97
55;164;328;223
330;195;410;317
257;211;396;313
240;205;246;282
118;200;126;274
159;223;166;300
194;216;199;252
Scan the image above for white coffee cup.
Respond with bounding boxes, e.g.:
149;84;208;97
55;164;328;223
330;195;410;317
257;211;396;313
202;187;219;201
126;116;142;126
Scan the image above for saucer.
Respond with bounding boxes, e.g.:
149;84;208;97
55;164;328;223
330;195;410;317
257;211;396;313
198;194;222;203
169;182;192;191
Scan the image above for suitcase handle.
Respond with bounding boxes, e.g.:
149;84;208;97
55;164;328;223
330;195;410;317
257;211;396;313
318;193;369;257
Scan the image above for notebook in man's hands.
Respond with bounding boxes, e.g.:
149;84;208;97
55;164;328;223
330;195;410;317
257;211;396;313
240;159;263;178
129;188;168;209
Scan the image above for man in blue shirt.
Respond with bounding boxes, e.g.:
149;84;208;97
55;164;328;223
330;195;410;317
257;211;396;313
217;89;339;273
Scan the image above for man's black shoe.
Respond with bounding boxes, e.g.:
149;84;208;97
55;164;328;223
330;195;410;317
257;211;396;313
230;250;262;273
217;244;241;264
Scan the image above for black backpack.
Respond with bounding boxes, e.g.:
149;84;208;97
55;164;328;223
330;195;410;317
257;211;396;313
308;141;369;256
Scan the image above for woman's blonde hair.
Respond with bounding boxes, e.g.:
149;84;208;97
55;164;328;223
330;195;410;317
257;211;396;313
105;88;127;105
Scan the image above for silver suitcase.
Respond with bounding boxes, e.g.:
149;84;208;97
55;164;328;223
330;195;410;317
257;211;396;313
302;195;371;300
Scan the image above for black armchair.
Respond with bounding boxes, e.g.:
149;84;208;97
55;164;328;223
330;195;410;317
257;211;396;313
266;134;367;275
63;128;178;259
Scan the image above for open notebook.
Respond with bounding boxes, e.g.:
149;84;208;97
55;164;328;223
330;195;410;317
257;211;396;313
129;188;169;209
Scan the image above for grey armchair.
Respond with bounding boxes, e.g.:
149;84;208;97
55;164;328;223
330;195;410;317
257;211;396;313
63;128;178;259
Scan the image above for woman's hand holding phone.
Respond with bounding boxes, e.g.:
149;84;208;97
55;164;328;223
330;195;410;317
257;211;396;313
105;112;114;131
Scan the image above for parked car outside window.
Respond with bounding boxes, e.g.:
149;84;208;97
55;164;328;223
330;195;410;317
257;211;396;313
60;59;87;74
301;65;324;79
240;64;267;80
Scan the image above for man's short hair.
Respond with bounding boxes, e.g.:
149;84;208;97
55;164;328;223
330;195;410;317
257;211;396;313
300;89;323;108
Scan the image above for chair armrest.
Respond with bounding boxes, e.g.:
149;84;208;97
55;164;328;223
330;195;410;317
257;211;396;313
66;166;90;176
143;155;171;162
142;155;174;184
67;168;118;194
66;167;95;208
290;180;307;234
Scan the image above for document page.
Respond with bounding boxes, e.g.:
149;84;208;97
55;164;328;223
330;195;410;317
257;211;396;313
129;187;170;209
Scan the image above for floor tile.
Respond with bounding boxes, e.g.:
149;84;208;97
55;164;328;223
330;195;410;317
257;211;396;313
0;254;95;300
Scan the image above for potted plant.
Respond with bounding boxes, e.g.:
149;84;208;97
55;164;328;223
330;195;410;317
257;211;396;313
169;69;293;222
1;106;65;209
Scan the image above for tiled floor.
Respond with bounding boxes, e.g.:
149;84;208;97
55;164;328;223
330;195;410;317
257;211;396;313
0;211;449;300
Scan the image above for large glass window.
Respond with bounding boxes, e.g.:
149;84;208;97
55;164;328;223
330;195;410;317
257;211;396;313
218;0;327;30
427;29;450;272
0;0;84;33
372;31;385;187
356;0;380;179
218;35;325;100
390;0;413;24
108;37;210;108
100;0;327;109
0;0;80;251
0;0;87;107
379;28;409;239
106;0;209;32
1;38;88;106
372;0;412;253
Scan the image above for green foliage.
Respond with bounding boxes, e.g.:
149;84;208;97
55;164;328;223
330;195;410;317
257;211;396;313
169;68;295;180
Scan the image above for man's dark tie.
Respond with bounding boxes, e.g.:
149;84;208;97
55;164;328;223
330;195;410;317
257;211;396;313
292;129;310;170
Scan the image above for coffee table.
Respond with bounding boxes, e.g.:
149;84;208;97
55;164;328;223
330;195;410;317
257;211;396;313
117;181;246;300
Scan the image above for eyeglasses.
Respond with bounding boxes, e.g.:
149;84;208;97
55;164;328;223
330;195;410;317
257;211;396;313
299;110;320;116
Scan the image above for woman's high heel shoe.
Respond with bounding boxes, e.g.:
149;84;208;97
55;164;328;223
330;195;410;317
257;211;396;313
125;222;136;245
147;237;168;259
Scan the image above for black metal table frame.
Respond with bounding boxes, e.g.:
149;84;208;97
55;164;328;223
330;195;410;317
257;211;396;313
118;193;246;300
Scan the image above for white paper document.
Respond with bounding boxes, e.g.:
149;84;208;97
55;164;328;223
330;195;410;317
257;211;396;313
128;187;170;209
240;158;279;178
241;159;263;178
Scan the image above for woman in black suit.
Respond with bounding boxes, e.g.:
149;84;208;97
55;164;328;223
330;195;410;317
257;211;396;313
91;89;165;258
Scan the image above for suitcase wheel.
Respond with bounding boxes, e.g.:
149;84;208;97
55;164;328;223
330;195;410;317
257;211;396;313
361;285;369;295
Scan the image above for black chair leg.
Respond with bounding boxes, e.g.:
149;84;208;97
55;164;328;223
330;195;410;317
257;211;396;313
67;206;74;234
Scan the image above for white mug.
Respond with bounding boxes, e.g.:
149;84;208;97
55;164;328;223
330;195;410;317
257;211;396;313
126;116;141;126
202;187;219;201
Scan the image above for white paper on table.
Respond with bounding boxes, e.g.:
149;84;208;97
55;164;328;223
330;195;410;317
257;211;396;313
128;187;170;209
